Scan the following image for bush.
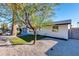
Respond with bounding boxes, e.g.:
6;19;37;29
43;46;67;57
0;32;2;35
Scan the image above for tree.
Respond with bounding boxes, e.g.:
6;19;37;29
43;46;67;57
0;3;58;44
0;3;18;36
1;23;8;35
17;3;58;44
6;3;24;36
0;3;24;36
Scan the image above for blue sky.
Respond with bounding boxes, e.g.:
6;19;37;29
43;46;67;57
53;3;79;27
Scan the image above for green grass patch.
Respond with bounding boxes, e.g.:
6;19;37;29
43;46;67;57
10;37;27;45
10;35;47;45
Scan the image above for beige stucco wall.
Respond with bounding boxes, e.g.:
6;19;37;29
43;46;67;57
28;25;69;39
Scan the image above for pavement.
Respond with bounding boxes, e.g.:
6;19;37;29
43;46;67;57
46;39;79;56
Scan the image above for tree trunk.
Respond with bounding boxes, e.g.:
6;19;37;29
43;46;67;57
11;5;17;36
25;12;37;44
11;23;17;36
33;30;37;44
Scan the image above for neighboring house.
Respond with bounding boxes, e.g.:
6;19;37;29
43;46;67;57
21;28;27;35
27;20;71;39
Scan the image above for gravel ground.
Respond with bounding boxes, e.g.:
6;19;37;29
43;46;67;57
0;38;57;56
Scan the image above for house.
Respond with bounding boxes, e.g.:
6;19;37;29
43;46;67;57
27;20;71;39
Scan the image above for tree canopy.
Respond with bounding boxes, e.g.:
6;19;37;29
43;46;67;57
0;3;59;44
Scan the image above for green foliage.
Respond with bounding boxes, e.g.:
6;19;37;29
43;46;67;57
17;3;58;30
0;30;2;35
0;3;58;36
1;23;8;30
1;23;8;33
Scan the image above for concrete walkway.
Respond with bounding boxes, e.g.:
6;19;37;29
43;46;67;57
46;39;79;56
0;39;57;56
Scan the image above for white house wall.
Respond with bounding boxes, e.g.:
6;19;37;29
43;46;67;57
27;25;69;39
37;25;69;39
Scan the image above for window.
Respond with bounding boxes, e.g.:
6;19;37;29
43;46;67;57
52;25;59;32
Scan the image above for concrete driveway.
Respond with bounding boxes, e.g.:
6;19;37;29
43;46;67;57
46;39;79;56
